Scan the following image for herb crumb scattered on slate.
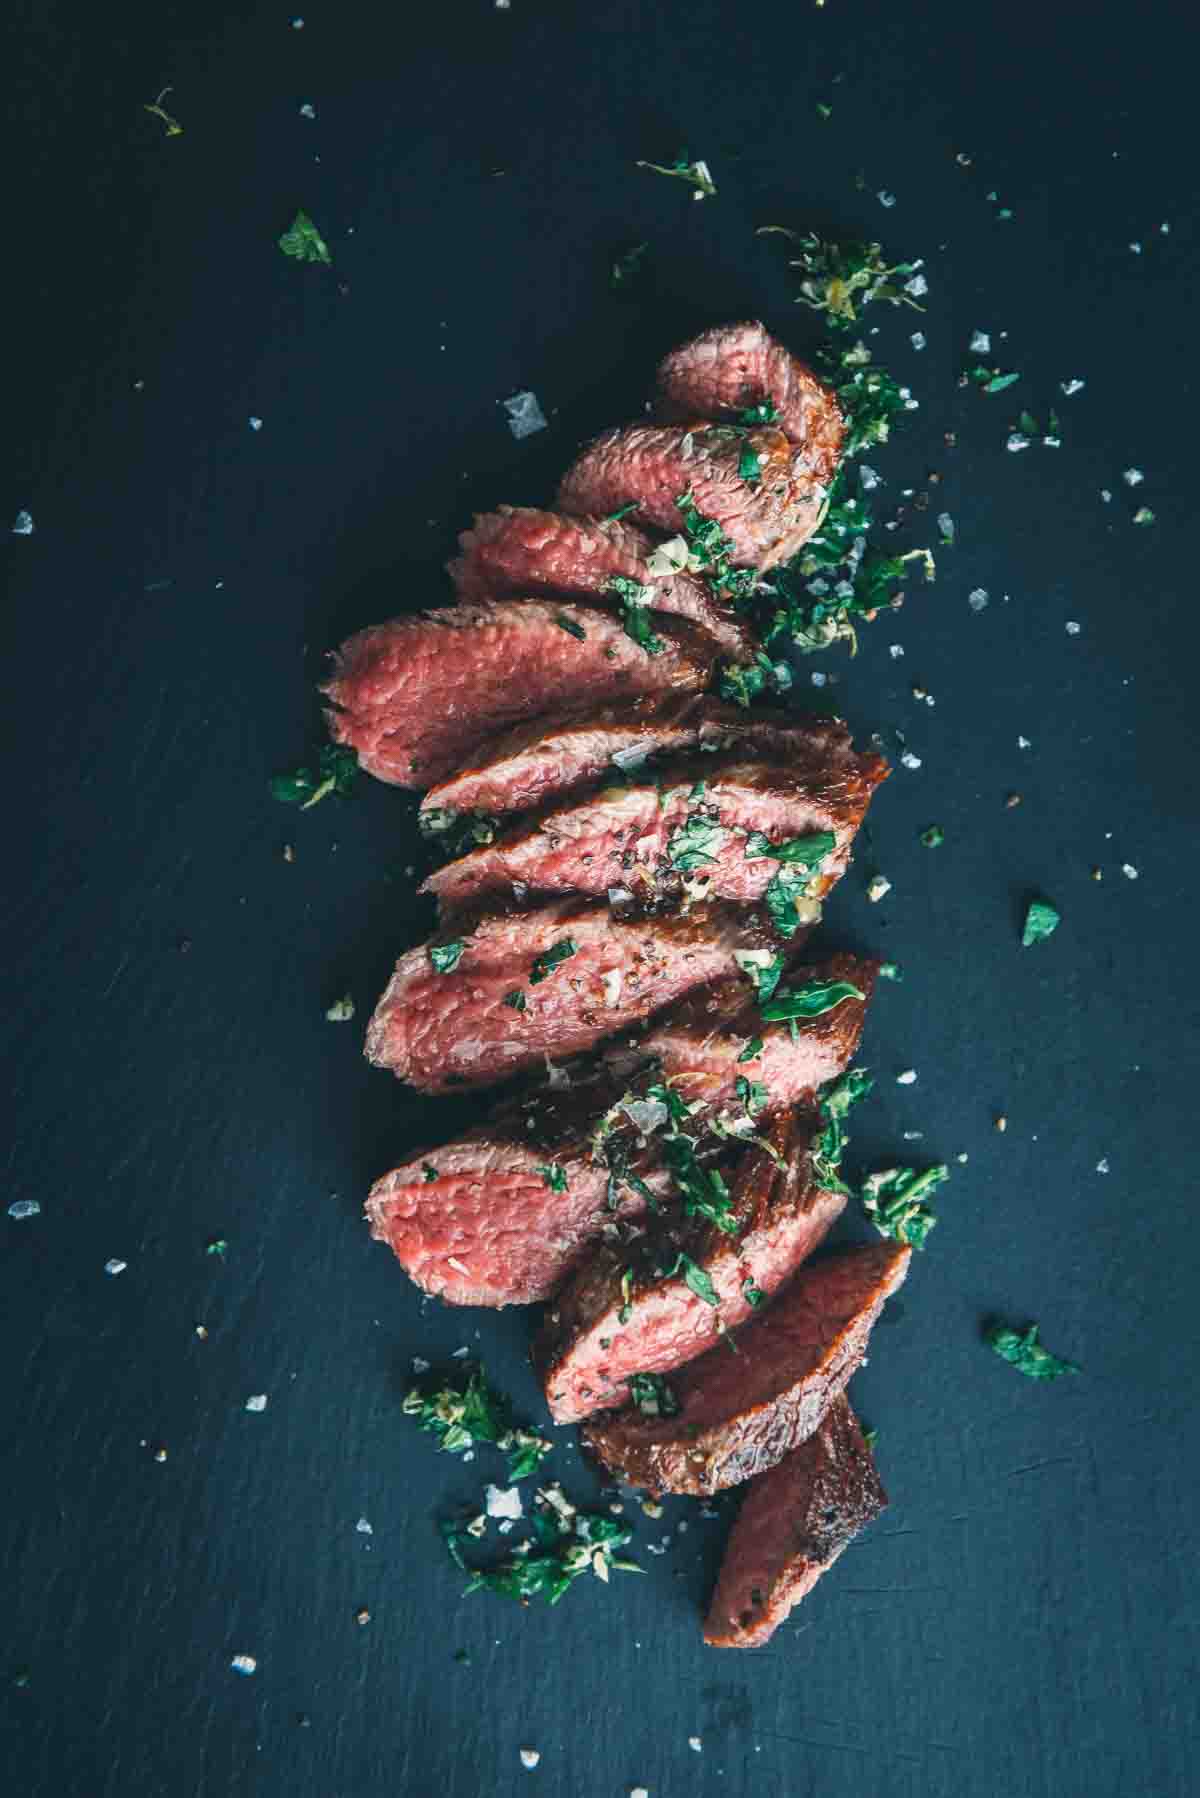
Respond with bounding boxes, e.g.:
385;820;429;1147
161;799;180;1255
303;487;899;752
985;1319;1079;1380
325;994;355;1022
1022;898;1060;946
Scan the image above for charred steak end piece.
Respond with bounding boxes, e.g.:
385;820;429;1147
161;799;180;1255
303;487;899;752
655;320;845;482
535;1111;848;1425
703;1394;886;1648
580;1240;910;1495
324;598;720;789
447;506;750;658
557;422;829;572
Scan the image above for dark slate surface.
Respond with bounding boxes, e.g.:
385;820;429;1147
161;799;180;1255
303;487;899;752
3;3;1197;1795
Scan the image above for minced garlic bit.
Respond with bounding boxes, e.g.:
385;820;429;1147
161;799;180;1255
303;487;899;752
896;1069;918;1085
866;875;891;903
994;1115;1008;1133
520;1749;540;1769
1122;863;1139;880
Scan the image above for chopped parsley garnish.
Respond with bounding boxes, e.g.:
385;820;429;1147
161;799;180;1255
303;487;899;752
763;867;817;938
662;1137;738;1236
735;950;787;1004
535;1163;569;1193
735;1075;769;1116
878;961;903;981
636;154;716;199
429;940;466;974
1022;899;1060;946
984;1319;1080;1381
760;978;864;1022
969;366;1021;394
737;1035;764;1062
503;988;527;1011
862;1426;879;1449
270;743;359;808
744;829;836;867
554;613;587;640
736;401;780;425
738;445;763;484
628;1372;680;1417
741;1275;766;1308
144;87;183;137
668;1251;721;1306
419;807;499;855
422;1163;440;1183
446;1497;641;1605
758;229;924;328
403;1365;552;1481
667;813;725;871
920;824;945;848
606;577;665;656
811;1066;874;1195
529;938;577;984
675;490;758;602
719;652;780;707
278;209;332;265
604;502;640;522
861;1164;948;1249
611;241;648;288
601;1138;658;1213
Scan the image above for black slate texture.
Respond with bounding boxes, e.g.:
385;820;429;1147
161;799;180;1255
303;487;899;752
3;3;1198;1796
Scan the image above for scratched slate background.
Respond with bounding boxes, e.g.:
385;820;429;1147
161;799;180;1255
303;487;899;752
3;2;1197;1795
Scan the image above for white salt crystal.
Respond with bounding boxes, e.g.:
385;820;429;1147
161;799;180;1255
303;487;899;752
245;1394;268;1412
968;588;989;612
104;1258;127;1276
896;1069;918;1085
1123;468;1144;486
970;329;991;353
1065;621;1081;635
8;1199;39;1220
230;1654;257;1675
485;1485;524;1521
519;1750;540;1769
12;511;34;535
503;390;548;439
900;750;922;770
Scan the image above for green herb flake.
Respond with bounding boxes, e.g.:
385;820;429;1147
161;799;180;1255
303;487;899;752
675;490;759;601
861;1164;948;1249
421;1163;440;1183
502;988;527;1011
760;978;864;1022
737;1035;764;1063
604;502;640;522
878;961;903;981
862;1426;879;1449
736;401;780;425
451;1497;641;1605
762;867;815;939
920;824;945;848
815;101;833;120
742;1275;766;1308
429;940;467;974
636;154;716;199
535;1163;569;1194
1021;899;1060;947
663;1137;739;1236
270;743;359;808
985;1319;1080;1381
735;1075;769;1117
206;1236;229;1258
628;1372;680;1416
970;367;1021;394
144;87;183;137
744;829;836;867
738;445;763;485
667;813;726;871
611;241;648;288
278;209;332;265
1133;506;1155;526
759;229;924;328
529;938;578;984
1018;410;1039;435
735;951;788;1004
670;1251;721;1307
811;1066;875;1195
403;1365;553;1480
554;613;587;641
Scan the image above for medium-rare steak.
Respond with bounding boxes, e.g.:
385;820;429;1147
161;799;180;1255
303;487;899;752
364;1081;679;1307
703;1394;886;1648
535;1112;848;1424
422;742;887;913
447;506;750;657
323;598;721;788
365;957;869;1307
419;696;859;821
557;421;829;571
365;894;801;1093
580;1241;910;1494
655;321;845;482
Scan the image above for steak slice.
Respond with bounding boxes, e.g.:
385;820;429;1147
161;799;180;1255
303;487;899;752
557;421;828;570
323;598;720;788
627;952;877;1118
703;1394;886;1648
419;696;858;821
580;1241;910;1494
365;895;799;1093
364;1081;679;1307
655;321;845;482
422;743;887;912
447;506;750;657
535;1112;848;1424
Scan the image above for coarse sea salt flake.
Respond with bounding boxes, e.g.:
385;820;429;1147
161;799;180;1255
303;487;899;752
105;1258;127;1276
245;1394;268;1412
519;1749;540;1769
910;331;926;350
968;588;989;612
970;329;991;353
230;1654;257;1675
1061;378;1085;395
503;391;547;439
486;1484;524;1520
1122;863;1139;880
900;750;921;770
13;511;34;535
1065;620;1081;635
1006;433;1031;453
889;643;904;658
8;1199;39;1220
1096;1158;1110;1174
896;1069;918;1085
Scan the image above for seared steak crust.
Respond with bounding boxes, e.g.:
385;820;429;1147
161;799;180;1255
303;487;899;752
557;421;829;571
324;598;720;788
703;1394;886;1647
581;1242;910;1495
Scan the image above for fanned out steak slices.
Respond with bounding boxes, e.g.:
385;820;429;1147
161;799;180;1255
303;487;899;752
655;321;845;481
364;1080;681;1307
581;1241;911;1495
557;421;828;571
703;1394;886;1648
626;952;877;1118
419;696;859;822
365;894;802;1093
447;506;750;657
536;1112;848;1425
422;742;887;912
324;598;721;788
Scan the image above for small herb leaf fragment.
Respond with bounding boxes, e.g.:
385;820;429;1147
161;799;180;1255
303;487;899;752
628;1373;680;1417
270;744;358;808
760;979;863;1022
985;1319;1080;1381
529;938;577;984
429;940;466;974
861;1164;948;1249
278;209;332;265
534;1163;569;1193
1022;899;1060;947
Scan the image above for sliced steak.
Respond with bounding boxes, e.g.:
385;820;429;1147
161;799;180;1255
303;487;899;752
655;321;845;481
419;696;859;821
447;506;749;657
422;744;887;912
580;1241;910;1494
557;422;828;570
703;1394;885;1648
324;598;720;788
364;1081;678;1307
365;895;799;1093
536;1112;848;1424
